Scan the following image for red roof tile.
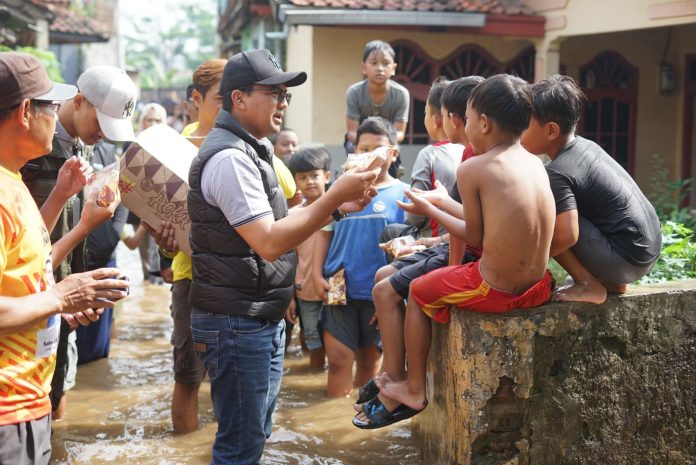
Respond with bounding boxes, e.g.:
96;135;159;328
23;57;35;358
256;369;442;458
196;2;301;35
284;0;535;15
29;0;110;40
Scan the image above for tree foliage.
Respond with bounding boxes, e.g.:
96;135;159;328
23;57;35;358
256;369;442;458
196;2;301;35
123;0;216;89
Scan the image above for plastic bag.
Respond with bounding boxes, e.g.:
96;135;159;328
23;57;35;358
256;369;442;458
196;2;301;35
344;145;398;172
380;235;427;259
325;268;347;306
84;161;119;207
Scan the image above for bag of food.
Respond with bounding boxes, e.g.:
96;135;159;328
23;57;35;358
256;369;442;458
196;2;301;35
325;268;347;306
84;161;119;207
343;145;398;172
379;235;427;259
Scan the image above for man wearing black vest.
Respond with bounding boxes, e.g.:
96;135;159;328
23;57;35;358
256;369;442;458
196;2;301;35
188;50;379;464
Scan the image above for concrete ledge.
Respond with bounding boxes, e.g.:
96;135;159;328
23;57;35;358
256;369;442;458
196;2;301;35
418;280;696;465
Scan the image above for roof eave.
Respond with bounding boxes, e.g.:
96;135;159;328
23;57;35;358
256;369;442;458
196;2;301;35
278;4;487;27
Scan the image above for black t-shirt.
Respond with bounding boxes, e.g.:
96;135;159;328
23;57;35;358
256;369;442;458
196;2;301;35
545;136;661;266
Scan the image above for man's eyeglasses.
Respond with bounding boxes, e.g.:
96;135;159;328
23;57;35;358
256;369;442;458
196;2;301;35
31;100;61;116
241;87;292;105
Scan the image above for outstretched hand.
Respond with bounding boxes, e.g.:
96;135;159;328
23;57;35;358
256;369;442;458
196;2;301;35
411;180;449;208
52;268;129;314
56;156;92;199
396;189;436;217
80;189;120;232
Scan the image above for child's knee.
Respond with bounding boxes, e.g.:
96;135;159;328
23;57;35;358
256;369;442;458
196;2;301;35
374;264;397;284
372;276;395;302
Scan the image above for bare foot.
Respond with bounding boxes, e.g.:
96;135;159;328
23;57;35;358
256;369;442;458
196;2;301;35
603;282;628;294
552;281;607;304
374;374;427;411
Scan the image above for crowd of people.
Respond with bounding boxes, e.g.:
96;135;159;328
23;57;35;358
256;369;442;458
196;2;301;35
0;37;662;465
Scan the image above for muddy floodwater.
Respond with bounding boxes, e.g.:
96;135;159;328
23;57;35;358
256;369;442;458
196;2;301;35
50;244;424;465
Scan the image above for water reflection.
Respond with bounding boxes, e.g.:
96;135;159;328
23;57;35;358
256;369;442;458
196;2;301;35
50;244;423;465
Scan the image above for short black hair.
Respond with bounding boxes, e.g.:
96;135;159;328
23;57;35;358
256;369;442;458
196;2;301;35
356;116;397;146
441;76;485;119
530;74;585;135
362;40;396;62
469;74;532;137
288;145;331;175
186;83;195;101
426;76;450;112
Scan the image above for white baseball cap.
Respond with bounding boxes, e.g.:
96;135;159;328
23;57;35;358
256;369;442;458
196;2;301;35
77;65;137;141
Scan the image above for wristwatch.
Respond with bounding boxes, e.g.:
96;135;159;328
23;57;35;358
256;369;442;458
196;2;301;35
332;209;347;222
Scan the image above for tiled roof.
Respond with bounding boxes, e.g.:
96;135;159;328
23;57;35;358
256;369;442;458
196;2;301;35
30;0;110;41
286;0;535;15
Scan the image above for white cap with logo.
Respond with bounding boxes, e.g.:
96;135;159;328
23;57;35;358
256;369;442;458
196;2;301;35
77;65;137;142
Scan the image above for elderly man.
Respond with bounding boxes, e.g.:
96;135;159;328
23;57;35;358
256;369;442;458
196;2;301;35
0;52;129;465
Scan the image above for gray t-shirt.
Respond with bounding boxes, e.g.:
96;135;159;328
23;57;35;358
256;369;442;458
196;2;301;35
346;79;410;123
545;136;661;266
201;148;273;229
407;141;463;237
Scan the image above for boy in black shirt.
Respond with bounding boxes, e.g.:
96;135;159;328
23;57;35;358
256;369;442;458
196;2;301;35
522;75;661;304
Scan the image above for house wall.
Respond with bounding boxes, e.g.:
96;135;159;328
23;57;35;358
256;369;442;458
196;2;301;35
559;23;696;189
285;26;533;147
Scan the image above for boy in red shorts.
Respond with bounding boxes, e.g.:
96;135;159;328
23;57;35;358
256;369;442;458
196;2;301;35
354;74;556;429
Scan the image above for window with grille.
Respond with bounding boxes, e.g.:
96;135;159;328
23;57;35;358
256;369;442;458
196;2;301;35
391;41;535;144
579;51;638;173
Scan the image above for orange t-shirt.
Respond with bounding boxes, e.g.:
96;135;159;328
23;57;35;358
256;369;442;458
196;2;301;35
289;203;323;302
0;165;56;425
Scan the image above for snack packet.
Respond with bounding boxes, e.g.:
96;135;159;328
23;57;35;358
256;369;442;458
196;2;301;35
84;161;119;207
325;268;347;306
379;236;427;259
343;145;398;173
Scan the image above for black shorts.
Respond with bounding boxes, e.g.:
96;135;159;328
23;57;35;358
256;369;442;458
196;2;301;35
389;243;451;299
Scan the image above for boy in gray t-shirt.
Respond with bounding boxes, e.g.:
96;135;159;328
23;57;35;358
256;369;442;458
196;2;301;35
345;41;410;166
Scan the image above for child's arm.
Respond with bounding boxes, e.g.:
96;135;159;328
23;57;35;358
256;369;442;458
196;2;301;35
398;192;467;241
311;229;333;300
122;224;149;250
448;236;465;266
409;180;465;220
346;118;360;145
393;121;407;144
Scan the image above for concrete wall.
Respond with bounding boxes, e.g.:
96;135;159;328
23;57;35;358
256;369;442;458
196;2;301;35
419;281;696;465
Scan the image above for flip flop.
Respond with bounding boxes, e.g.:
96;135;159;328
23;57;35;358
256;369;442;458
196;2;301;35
356;378;380;404
352;397;424;430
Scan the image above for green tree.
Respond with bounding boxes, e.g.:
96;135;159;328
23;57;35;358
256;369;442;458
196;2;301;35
123;0;216;89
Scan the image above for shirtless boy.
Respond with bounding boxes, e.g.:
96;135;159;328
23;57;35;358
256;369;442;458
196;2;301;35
354;74;556;428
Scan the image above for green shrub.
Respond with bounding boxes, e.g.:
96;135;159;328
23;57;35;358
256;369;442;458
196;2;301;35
639;221;696;283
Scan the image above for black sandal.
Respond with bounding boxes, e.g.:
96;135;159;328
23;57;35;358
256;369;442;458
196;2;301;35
356;378;380;404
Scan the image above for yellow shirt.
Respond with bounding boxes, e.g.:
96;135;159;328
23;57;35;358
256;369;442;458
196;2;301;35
173;150;297;282
181;122;199;137
0;165;56;426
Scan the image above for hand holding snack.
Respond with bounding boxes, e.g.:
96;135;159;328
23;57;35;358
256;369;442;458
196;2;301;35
80;188;120;231
379;236;427;259
85;162;120;208
343;145;398;173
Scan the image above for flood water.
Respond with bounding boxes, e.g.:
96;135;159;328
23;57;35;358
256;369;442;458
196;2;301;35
50;244;424;465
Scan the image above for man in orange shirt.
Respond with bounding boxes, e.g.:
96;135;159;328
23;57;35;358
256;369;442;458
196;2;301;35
0;52;129;464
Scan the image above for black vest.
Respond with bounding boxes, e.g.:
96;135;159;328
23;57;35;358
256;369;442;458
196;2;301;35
187;110;296;321
20;136;86;281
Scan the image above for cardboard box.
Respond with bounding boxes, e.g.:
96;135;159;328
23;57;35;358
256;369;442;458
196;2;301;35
118;124;198;256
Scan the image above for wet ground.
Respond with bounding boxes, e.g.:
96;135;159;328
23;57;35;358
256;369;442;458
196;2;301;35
50;244;423;465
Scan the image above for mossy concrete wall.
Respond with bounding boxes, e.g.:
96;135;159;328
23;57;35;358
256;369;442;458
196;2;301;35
418;281;696;465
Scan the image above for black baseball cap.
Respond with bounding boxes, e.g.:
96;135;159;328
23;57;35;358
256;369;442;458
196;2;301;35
220;49;307;94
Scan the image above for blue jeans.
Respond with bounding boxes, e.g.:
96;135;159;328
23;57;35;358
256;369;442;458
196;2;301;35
191;310;285;465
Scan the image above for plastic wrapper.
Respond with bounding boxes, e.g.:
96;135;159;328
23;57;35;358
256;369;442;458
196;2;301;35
343;145;398;172
380;235;427;259
325;268;347;306
84;161;119;207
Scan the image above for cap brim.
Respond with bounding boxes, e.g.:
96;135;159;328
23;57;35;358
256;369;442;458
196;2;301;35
33;82;78;102
96;109;135;142
256;71;307;88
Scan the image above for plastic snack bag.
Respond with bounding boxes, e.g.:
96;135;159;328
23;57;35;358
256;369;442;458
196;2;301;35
379;235;427;259
325;268;347;306
344;145;398;173
84;161;119;207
